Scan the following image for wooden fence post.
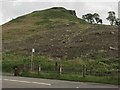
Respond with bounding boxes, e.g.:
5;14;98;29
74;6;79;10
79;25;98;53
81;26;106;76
55;62;58;72
58;65;62;75
82;65;86;78
38;64;41;74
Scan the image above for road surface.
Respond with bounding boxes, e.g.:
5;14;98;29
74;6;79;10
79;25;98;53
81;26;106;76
2;75;119;88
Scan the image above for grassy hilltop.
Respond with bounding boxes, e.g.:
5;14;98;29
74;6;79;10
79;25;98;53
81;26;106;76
2;7;119;84
2;7;118;59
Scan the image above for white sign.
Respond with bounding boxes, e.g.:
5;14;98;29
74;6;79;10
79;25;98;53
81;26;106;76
32;48;35;52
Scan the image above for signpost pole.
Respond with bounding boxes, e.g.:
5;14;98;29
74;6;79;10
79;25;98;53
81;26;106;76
31;48;35;72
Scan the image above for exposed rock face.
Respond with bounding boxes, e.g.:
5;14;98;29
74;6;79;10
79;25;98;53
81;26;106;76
51;7;64;9
51;7;76;17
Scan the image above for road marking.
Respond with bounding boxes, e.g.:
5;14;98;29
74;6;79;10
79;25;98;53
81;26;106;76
3;79;51;86
4;79;31;83
32;82;51;86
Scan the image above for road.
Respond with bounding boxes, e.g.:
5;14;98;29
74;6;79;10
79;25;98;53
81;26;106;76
2;75;119;88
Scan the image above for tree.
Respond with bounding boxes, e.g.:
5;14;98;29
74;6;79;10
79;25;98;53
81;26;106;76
98;19;102;24
93;13;100;23
82;15;86;20
82;13;103;24
106;11;116;25
82;15;87;21
93;13;102;24
86;13;94;24
115;18;120;26
82;13;94;24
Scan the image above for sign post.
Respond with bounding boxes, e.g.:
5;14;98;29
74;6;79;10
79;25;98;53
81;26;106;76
31;48;35;72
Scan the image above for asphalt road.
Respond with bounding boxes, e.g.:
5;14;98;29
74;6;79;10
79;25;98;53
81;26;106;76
2;75;119;88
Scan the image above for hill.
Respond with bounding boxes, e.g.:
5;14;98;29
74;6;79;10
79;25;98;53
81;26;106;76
2;7;118;60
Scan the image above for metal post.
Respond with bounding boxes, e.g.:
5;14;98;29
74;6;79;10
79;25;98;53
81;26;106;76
31;48;35;72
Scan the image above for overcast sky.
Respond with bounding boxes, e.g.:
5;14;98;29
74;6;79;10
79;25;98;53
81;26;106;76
0;0;119;25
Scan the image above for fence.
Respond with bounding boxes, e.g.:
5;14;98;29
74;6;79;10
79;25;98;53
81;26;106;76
2;59;119;79
16;61;119;78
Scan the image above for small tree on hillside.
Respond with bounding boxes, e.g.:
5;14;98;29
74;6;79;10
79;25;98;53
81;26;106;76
86;13;94;24
106;11;116;25
115;18;120;26
82;15;87;21
93;13;100;23
82;13;94;24
82;13;103;24
93;13;102;24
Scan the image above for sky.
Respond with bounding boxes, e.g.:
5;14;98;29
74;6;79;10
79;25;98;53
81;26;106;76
0;0;119;25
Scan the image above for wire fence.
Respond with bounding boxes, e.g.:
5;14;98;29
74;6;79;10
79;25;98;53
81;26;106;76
2;59;119;79
15;62;119;78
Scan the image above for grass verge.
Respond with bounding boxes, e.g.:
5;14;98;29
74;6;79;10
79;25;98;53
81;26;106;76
20;71;119;85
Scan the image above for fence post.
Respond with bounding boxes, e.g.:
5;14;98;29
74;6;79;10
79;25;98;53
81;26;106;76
82;65;86;78
38;64;41;74
55;62;58;72
58;65;62;75
23;63;26;71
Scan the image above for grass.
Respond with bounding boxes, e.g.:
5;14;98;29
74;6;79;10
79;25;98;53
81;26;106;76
2;7;118;59
20;71;119;85
2;52;119;85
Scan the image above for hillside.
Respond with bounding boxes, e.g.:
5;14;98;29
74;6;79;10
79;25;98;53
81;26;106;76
2;7;118;60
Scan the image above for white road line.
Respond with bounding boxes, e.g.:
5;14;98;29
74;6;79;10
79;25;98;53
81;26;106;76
32;82;51;86
3;79;51;86
76;87;79;88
